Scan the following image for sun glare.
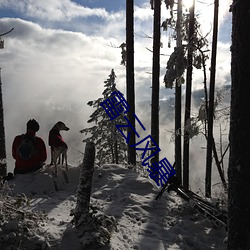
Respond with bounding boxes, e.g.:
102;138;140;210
183;0;194;9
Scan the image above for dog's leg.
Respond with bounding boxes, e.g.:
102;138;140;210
53;149;60;177
61;149;68;171
61;152;65;166
61;150;69;183
65;152;68;171
57;154;61;164
54;163;58;177
50;147;54;165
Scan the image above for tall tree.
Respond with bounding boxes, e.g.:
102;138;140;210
0;28;14;177
80;69;127;166
151;0;161;165
126;0;136;165
183;0;195;189
175;0;183;183
163;0;183;182
228;0;250;248
0;68;6;177
205;0;219;197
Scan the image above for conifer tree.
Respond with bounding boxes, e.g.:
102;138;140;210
126;0;136;165
151;0;161;167
163;1;209;187
80;69;127;166
228;0;250;248
0;69;6;177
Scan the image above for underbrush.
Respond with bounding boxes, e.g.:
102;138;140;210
0;180;53;250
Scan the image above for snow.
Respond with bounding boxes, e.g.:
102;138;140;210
2;164;227;250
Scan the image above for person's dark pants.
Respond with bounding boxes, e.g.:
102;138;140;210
14;165;43;175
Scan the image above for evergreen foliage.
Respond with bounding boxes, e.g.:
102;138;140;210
80;69;127;166
163;9;209;88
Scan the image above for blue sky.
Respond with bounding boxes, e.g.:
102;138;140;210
73;0;126;12
0;0;232;172
0;0;152;35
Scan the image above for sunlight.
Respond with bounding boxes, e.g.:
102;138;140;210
183;0;194;9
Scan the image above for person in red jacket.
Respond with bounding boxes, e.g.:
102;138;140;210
12;119;47;174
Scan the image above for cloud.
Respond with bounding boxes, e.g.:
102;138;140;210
0;0;109;21
194;0;232;39
0;0;232;187
0;14;155;170
134;4;153;21
0;17;127;169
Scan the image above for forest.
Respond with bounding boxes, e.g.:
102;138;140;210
0;0;249;249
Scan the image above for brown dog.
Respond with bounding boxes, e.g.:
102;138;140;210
48;121;69;176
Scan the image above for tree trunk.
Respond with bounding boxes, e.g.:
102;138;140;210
175;0;183;183
74;142;95;227
0;70;7;177
183;0;195;190
211;137;227;191
228;0;250;248
126;0;136;165
110;143;115;163
205;0;219;197
114;131;119;164
74;142;115;248
151;0;161;165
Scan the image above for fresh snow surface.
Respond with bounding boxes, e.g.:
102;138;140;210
6;164;227;250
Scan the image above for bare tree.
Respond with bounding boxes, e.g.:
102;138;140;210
205;0;219;197
74;142;96;225
74;142;116;248
228;0;250;248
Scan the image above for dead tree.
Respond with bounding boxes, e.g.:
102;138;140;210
74;142;95;225
205;0;219;197
74;142;115;248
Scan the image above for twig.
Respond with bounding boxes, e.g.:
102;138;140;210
0;28;14;37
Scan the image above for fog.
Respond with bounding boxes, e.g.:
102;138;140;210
0;0;231;193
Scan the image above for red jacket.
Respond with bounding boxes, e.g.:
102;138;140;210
12;131;47;171
48;128;68;149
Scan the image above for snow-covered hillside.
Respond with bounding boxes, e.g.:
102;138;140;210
1;164;227;249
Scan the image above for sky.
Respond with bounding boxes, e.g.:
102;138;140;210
0;0;232;186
